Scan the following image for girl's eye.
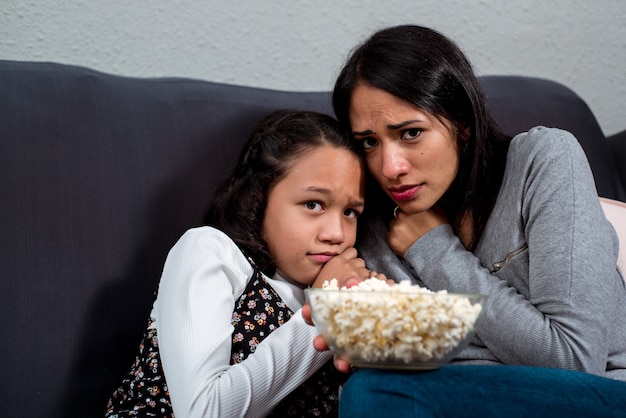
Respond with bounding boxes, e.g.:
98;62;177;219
344;208;360;218
402;128;422;140
361;137;378;150
305;201;323;212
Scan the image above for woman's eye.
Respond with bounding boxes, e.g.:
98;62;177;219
361;137;378;149
402;128;422;140
344;208;360;218
305;201;323;212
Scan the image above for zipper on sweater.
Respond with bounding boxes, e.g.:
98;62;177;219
489;243;528;273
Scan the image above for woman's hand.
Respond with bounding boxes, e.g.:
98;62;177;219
386;206;448;256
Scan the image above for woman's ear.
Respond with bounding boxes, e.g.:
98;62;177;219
459;124;471;143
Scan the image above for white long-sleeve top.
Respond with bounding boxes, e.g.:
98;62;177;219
149;226;333;417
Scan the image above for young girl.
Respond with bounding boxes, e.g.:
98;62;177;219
105;109;372;417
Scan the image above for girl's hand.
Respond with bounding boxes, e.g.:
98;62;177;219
305;247;391;372
302;304;353;373
312;247;370;289
386;206;448;256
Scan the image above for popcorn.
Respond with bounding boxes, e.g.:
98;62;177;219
308;278;483;365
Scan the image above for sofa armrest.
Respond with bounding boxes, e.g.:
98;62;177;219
607;129;626;197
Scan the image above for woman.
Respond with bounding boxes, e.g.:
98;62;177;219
313;24;626;416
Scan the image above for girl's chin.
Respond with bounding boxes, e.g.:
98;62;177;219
276;268;313;288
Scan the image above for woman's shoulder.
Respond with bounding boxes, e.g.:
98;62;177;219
510;126;580;154
508;126;586;167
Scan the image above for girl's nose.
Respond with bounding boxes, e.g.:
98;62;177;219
318;215;346;244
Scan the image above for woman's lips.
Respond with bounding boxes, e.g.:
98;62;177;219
390;185;421;201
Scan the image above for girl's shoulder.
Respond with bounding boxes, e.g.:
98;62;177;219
178;225;233;242
170;226;251;269
176;225;236;247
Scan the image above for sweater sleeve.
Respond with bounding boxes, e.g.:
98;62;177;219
153;227;332;418
403;127;622;374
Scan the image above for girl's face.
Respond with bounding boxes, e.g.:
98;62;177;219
262;145;364;286
349;82;460;214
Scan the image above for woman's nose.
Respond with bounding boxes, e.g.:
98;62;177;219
380;145;410;180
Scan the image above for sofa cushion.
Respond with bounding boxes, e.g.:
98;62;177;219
600;197;626;276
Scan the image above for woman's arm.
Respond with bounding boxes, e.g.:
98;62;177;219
403;128;623;373
154;227;332;417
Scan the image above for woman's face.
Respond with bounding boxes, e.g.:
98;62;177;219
262;145;364;286
349;82;460;214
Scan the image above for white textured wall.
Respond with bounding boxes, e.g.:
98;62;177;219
2;0;625;135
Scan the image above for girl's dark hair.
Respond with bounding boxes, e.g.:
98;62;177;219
332;24;511;250
203;109;359;275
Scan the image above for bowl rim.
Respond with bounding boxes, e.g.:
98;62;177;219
304;288;488;299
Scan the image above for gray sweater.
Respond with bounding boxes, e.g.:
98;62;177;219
358;126;626;381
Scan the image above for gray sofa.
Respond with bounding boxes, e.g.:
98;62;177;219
1;60;625;417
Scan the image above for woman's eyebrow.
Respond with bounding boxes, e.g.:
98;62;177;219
352;119;422;136
352;129;373;137
387;119;421;130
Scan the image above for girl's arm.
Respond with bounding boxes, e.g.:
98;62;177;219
154;227;332;417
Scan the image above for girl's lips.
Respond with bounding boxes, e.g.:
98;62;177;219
308;253;336;263
390;185;421;201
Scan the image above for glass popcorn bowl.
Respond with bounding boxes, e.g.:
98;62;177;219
305;284;486;370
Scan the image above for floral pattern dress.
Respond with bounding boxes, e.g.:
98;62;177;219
105;265;345;417
105;316;174;417
231;268;346;416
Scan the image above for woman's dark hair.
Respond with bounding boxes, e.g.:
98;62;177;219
333;24;511;250
203;109;359;275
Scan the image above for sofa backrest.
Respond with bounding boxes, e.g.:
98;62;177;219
481;75;625;201
0;61;335;417
0;60;623;417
